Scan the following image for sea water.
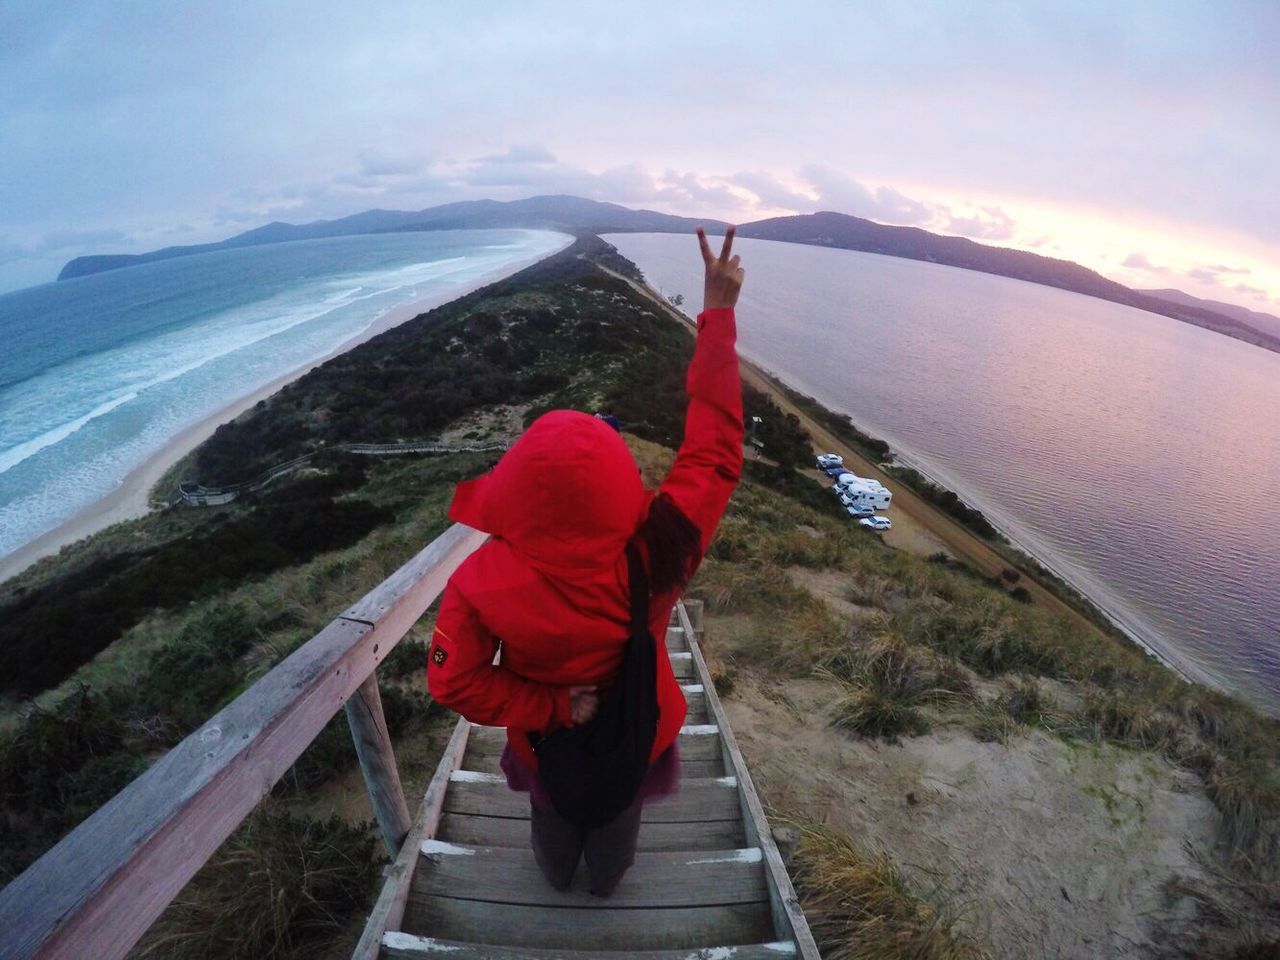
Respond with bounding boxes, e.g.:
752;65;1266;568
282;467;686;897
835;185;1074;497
0;229;569;561
608;233;1280;713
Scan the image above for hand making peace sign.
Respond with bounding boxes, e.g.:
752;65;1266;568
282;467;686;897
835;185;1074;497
697;225;745;312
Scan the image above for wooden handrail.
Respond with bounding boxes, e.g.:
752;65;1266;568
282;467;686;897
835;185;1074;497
678;601;821;960
0;523;488;960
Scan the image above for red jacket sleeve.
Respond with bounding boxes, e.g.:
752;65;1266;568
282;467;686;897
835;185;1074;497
657;307;745;553
427;582;573;730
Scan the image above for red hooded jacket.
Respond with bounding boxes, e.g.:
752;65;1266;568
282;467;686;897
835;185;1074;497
427;307;743;772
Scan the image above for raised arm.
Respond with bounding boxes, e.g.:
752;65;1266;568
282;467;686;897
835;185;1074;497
657;227;746;554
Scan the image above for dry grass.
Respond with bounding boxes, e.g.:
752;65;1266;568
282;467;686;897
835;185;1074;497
790;822;991;960
137;807;377;960
822;635;975;742
698;468;1280;872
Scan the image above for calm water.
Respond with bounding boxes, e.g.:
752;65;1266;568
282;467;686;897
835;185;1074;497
608;233;1280;713
0;229;569;560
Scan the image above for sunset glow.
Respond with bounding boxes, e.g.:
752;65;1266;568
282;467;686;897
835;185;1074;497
2;2;1275;316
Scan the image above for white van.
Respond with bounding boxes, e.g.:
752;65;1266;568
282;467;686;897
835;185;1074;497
835;476;892;510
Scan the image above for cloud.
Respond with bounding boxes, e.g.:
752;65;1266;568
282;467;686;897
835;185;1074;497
357;149;427;178
1234;282;1270;302
798;165;933;226
1122;252;1169;274
474;145;557;165
729;171;817;212
935;204;1016;241
1184;262;1253;285
37;228;129;253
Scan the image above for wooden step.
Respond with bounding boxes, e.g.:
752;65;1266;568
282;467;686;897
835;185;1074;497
442;773;741;823
665;626;688;651
670;651;694;680
458;747;724;779
435;812;747;851
400;898;776;952
466;723;724;762
383;934;796;959
411;839;768;908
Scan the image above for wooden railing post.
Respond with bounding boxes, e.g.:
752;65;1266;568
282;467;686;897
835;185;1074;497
345;673;413;857
683;597;705;635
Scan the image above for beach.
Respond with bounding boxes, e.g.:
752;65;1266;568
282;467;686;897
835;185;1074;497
0;235;572;585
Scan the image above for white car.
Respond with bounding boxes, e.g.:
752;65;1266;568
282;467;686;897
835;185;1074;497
846;504;875;518
859;516;892;531
816;453;844;470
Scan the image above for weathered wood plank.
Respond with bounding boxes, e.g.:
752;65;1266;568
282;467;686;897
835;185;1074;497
442;775;741;823
671;650;694;679
678;601;821;960
381;933;796;960
410;840;767;908
683;597;705;633
343;524;488;628
0;618;367;960
457;746;723;778
434;813;745;851
0;522;486;960
464;724;723;761
401;897;777;951
352;719;472;960
345;672;412;857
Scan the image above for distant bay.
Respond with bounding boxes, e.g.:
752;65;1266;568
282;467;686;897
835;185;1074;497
608;232;1280;713
0;229;570;566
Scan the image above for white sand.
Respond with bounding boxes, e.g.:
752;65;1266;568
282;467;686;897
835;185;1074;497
0;235;572;585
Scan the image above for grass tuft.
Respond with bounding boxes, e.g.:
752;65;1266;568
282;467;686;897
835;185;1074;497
824;636;973;742
138;807;377;960
791;822;991;960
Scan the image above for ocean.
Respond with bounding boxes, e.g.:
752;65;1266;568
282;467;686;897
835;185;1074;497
0;229;569;562
607;233;1280;714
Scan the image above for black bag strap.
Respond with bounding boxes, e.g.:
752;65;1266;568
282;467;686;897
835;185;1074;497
625;542;649;632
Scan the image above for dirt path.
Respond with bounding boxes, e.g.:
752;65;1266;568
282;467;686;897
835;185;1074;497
603;264;1104;638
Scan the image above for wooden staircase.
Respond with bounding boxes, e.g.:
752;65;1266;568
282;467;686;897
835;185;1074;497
356;601;820;959
0;524;817;960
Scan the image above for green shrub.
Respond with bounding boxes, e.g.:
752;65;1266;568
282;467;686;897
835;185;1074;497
381;639;428;680
0;687;141;879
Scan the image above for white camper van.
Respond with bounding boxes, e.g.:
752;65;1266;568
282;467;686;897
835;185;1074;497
834;474;892;510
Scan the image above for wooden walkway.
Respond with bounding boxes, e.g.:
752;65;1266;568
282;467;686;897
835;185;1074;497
354;601;820;959
0;523;817;960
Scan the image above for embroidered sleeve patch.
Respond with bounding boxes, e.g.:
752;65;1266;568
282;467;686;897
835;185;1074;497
431;645;448;667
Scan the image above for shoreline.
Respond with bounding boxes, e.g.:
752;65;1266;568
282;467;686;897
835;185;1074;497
0;233;573;586
603;265;1225;690
882;444;1205;689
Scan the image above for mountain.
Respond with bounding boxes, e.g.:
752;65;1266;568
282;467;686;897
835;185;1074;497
1140;288;1280;339
737;212;1280;354
56;196;725;280
57;196;1280;356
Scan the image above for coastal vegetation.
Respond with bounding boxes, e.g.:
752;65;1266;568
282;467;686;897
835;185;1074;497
2;238;1276;956
791;821;989;960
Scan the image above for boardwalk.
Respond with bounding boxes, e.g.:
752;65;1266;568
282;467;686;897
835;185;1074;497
0;525;817;960
355;601;820;959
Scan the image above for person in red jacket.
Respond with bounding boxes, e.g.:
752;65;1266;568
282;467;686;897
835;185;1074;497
428;226;745;895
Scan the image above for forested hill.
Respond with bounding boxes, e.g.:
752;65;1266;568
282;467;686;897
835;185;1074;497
57;195;1278;354
738;212;1280;355
55;196;724;280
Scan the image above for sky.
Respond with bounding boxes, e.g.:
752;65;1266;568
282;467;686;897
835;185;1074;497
1;0;1277;311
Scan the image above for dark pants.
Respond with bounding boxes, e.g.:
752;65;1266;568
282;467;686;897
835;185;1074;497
529;791;644;896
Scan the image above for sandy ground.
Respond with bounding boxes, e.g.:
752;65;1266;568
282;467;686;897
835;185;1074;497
0;237;571;586
717;652;1220;959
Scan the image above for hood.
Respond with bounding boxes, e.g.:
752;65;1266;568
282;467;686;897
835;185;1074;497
447;410;650;579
